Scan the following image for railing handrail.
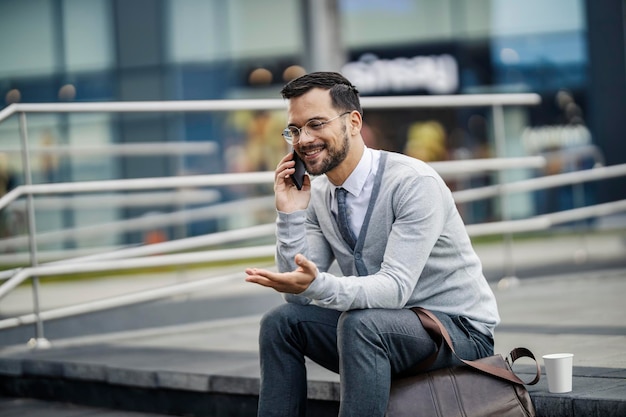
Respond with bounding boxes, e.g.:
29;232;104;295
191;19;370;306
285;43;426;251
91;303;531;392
430;156;546;177
0;142;218;156
7;189;221;210
0;93;542;124
452;163;626;203
0;244;276;304
0;157;546;213
0;171;276;212
361;93;542;108
0;222;277;281
0;196;276;252
0;269;258;330
465;199;626;236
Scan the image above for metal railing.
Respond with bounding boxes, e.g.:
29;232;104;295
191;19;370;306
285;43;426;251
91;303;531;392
5;92;623;348
0;162;623;336
0;93;541;257
0;157;549;255
0;155;549;285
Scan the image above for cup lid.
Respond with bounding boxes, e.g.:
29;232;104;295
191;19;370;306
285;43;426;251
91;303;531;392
542;353;574;359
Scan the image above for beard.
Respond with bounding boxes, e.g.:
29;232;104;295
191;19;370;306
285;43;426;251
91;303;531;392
301;128;350;176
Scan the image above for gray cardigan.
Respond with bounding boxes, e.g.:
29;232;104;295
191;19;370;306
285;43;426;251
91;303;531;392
276;151;500;337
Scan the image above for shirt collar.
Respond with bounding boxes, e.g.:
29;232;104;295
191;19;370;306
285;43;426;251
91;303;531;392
333;147;374;197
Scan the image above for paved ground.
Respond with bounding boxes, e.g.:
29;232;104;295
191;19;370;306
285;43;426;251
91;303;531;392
0;397;174;416
0;225;624;416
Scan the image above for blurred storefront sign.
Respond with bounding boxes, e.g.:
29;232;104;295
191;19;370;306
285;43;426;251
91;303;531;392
342;53;458;95
521;124;592;154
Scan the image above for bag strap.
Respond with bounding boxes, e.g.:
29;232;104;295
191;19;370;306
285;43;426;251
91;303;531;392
508;347;541;385
411;307;540;386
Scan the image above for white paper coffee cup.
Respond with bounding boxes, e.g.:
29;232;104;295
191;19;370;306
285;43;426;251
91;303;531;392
543;353;574;393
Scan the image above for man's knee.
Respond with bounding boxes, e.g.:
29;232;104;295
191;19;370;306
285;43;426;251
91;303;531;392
260;303;301;335
337;309;380;344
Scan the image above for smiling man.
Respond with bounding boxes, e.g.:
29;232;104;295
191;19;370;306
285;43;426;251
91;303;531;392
245;72;499;417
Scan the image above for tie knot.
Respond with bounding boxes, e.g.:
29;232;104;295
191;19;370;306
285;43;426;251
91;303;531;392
336;187;348;201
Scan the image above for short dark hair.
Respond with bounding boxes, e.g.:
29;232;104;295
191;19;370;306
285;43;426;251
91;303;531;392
280;71;363;115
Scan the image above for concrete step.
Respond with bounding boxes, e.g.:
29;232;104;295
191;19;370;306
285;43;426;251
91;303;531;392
0;326;624;417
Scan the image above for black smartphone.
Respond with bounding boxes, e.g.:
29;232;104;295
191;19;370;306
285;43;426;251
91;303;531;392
292;150;306;190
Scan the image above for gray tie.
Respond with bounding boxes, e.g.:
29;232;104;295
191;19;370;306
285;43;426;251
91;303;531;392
336;187;357;249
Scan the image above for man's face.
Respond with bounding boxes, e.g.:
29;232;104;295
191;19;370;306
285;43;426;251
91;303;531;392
287;88;350;176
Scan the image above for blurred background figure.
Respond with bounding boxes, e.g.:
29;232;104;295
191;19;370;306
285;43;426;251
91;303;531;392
0;152;17;239
0;152;14;197
39;129;59;184
403;120;448;162
225;110;288;174
243;110;288;172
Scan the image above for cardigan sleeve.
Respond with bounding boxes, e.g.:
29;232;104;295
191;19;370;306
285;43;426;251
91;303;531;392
275;206;336;305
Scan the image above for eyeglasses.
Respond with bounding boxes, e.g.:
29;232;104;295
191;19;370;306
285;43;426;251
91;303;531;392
282;111;351;145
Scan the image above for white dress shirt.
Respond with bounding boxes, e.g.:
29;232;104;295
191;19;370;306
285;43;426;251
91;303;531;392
330;147;381;238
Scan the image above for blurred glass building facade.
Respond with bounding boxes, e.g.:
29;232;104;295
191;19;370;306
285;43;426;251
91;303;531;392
0;0;623;251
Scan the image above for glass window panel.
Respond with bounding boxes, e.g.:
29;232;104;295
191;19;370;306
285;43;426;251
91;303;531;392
166;0;224;62
491;0;584;36
457;0;491;38
227;0;301;59
167;0;300;62
341;0;584;47
0;0;56;76
62;0;114;71
341;0;454;48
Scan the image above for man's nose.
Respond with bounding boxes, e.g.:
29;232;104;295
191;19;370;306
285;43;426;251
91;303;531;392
298;128;315;144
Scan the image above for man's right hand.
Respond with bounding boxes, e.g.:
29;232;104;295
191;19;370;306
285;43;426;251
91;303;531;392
275;152;311;213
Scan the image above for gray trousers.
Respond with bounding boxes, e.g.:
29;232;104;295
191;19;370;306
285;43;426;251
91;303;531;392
257;303;494;417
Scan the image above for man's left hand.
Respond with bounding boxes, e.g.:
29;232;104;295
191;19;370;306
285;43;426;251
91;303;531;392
245;254;317;294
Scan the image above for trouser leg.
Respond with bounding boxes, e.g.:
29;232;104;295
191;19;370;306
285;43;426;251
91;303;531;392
336;308;436;417
336;309;493;417
258;304;493;417
257;303;341;417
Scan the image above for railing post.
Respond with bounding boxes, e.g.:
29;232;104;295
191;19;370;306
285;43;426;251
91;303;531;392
491;104;518;285
18;112;50;349
572;180;589;263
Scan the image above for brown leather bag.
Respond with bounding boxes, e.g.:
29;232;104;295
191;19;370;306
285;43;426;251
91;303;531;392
385;308;540;417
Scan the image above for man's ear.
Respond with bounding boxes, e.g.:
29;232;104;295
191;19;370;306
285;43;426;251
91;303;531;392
348;110;362;136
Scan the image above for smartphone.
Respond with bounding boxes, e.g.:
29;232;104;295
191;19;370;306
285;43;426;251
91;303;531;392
292;150;306;190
